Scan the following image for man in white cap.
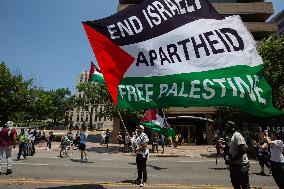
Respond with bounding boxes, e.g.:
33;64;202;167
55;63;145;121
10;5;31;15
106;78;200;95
0;121;17;175
133;125;149;187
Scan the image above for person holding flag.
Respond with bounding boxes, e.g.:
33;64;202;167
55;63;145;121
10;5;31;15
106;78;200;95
132;125;149;187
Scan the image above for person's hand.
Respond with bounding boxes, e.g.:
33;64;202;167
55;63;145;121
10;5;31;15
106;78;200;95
264;131;268;138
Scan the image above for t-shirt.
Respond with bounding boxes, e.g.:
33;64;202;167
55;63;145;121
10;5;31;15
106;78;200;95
0;127;17;147
270;140;284;163
134;132;149;155
79;132;88;144
229;131;249;165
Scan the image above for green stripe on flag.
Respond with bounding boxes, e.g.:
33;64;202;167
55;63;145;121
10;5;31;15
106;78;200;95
117;65;283;117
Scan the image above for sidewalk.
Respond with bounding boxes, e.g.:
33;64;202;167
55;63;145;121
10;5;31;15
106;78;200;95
84;142;216;158
35;140;217;158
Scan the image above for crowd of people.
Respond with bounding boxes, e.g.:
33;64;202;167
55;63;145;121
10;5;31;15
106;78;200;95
0;120;283;188
214;121;284;189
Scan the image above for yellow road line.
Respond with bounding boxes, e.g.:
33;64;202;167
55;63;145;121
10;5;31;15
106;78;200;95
0;179;277;189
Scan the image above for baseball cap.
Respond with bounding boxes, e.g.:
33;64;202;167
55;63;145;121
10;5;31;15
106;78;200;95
137;125;144;130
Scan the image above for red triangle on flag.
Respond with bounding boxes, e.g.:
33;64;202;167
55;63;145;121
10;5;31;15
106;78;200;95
82;23;135;105
141;109;157;122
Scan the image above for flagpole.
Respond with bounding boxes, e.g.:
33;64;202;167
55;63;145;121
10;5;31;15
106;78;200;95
117;110;128;133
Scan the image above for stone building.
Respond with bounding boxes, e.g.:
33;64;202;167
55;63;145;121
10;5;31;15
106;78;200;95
68;71;114;131
270;9;284;36
116;0;277;145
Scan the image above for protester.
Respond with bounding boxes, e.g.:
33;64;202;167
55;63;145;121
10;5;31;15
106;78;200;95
117;131;123;145
0;121;17;175
46;131;54;150
124;132;130;153
202;132;207;145
152;133;159;153
73;131;80;150
178;133;182;145
17;128;28;160
264;130;284;188
100;131;106;145
105;129;110;148
160;134;165;154
60;133;72;158
225;121;250;189
132;125;149;187
255;130;271;176
79;126;88;161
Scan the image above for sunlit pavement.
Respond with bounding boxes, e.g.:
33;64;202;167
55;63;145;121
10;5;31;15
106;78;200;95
0;142;278;189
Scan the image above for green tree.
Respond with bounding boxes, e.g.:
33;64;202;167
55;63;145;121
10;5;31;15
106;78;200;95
76;82;112;130
258;33;284;110
48;88;72;126
0;62;33;125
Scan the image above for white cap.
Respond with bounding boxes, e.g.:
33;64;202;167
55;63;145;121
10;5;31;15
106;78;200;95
137;125;144;130
5;121;14;127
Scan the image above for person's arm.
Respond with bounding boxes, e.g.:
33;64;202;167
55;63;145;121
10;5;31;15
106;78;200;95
263;131;274;145
135;143;147;153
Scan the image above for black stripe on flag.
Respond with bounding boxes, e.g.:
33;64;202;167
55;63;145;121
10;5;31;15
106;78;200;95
84;0;224;46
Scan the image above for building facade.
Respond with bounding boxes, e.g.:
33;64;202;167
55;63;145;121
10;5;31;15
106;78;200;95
117;0;277;144
270;9;284;36
68;71;114;131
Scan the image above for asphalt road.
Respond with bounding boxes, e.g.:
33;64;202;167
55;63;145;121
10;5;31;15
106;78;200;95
0;145;278;189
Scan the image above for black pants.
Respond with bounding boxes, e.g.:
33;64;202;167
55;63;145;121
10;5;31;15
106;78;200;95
136;154;147;182
229;163;250;189
270;161;284;189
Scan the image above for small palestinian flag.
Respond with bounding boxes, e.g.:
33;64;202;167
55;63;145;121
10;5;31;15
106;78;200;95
88;61;105;83
83;0;283;117
141;109;175;137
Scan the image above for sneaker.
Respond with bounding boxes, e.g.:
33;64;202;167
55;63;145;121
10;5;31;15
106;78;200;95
139;182;144;187
6;169;12;175
143;182;147;186
132;179;140;185
85;157;88;161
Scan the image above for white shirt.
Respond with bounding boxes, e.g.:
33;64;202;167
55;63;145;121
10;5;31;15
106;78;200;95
270;140;284;163
229;131;249;165
134;132;149;155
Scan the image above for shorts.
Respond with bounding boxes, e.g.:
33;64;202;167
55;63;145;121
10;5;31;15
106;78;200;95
79;143;86;150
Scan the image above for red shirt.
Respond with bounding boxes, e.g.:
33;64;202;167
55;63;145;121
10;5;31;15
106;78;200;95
0;127;17;147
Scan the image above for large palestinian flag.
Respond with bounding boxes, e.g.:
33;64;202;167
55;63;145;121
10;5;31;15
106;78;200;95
83;0;284;117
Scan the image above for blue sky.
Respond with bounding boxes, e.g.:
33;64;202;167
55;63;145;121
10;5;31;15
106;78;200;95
0;0;283;94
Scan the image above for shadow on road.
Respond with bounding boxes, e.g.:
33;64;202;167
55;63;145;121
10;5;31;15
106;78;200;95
209;167;228;170
69;159;94;163
200;153;218;158
87;146;124;154
251;172;271;177
128;162;167;170
37;184;107;189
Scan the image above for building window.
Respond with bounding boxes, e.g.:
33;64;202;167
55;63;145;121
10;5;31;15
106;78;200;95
110;116;113;121
76;115;79;122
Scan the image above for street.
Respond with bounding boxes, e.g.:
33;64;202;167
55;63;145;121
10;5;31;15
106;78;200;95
0;143;278;189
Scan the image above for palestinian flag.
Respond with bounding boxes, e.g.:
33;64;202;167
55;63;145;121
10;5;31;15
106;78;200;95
141;109;175;137
83;0;284;117
88;61;105;83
